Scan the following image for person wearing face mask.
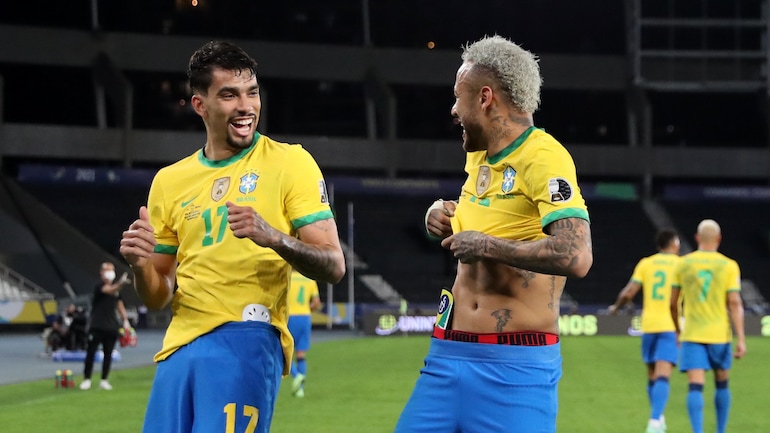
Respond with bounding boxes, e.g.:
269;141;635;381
79;261;131;391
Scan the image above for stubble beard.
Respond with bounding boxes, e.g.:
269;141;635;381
226;132;255;151
462;121;486;153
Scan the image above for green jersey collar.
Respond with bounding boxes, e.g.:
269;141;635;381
198;132;261;168
487;126;538;165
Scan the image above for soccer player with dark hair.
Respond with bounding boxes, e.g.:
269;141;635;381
609;228;681;433
119;40;345;433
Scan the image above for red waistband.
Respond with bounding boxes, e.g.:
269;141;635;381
432;327;559;346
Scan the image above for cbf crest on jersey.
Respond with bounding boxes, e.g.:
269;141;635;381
211;177;230;202
476;166;491;196
319;180;329;204
239;172;259;194
548;177;573;202
501;166;516;193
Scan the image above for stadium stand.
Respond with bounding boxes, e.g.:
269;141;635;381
333;193;455;305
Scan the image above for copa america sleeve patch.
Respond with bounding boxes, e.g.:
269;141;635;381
548;177;573;203
319;180;329;204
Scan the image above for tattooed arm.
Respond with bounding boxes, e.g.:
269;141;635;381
275;218;345;283
226;202;345;284
441;217;593;278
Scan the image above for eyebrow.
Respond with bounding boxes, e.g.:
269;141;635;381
217;84;259;96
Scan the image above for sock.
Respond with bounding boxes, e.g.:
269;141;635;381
715;380;731;433
647;379;654;405
290;360;298;377
650;377;670;420
297;358;307;376
687;383;704;433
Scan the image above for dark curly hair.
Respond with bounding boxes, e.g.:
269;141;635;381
187;41;258;95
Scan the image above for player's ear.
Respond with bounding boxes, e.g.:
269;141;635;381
191;95;206;116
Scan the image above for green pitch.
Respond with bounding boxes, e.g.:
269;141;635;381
0;336;767;433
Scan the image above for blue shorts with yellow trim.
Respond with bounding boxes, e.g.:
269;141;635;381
142;321;283;433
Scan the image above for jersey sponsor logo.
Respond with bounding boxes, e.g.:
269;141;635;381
476;165;491;195
239;172;258;195
211;177;231;202
548;177;573;203
319;180;329;204
501;166;516;193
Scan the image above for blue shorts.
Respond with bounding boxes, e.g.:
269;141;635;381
394;337;562;433
142;321;284;433
641;332;678;365
287;315;312;352
679;342;732;372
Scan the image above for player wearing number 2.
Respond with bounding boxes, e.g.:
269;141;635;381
287;270;322;398
671;219;746;433
119;41;345;433
608;228;681;433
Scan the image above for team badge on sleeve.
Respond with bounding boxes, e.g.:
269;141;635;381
548;177;573;203
319;180;329;204
211;177;230;202
435;288;454;330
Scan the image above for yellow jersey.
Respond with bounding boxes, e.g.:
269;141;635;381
451;127;589;240
674;250;741;344
148;133;334;374
630;252;679;333
288;271;320;316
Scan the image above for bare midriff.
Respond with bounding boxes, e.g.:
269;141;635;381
449;259;566;334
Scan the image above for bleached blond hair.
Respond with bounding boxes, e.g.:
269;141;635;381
697;219;721;236
461;35;542;113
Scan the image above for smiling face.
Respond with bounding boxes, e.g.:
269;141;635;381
192;67;261;155
451;62;487;153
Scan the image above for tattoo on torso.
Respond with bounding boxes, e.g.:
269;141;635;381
491;309;512;332
547;275;556;312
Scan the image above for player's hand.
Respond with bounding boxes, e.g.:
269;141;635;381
607;305;618;315
120;206;157;268
426;200;456;239
441;230;485;264
734;339;747;359
226;201;281;247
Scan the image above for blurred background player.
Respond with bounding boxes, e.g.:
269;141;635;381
609;228;681;433
287;269;322;398
671;219;746;433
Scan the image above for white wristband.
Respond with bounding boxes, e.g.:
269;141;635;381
424;199;445;239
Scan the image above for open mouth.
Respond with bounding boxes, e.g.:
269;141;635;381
230;117;254;137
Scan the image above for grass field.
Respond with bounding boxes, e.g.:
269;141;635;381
0;335;767;433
